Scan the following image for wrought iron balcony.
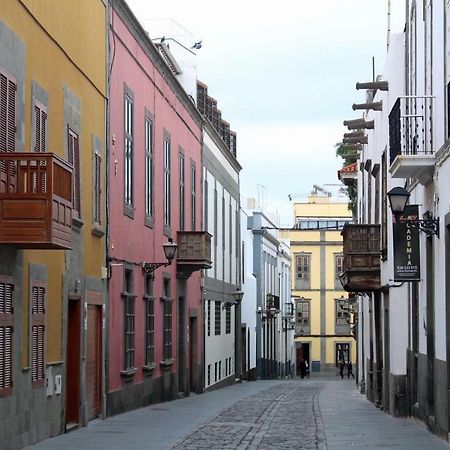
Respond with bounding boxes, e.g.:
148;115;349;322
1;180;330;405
176;231;212;275
340;224;380;292
389;96;435;184
0;152;72;249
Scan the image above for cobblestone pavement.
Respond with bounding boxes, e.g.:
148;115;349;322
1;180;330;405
169;382;326;450
27;378;450;450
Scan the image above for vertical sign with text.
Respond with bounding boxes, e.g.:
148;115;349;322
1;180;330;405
393;205;421;282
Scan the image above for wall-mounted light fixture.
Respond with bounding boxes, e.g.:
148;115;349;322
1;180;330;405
142;238;178;274
232;289;244;305
387;186;439;237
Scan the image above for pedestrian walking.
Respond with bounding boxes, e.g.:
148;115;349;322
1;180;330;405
347;361;355;378
339;359;345;379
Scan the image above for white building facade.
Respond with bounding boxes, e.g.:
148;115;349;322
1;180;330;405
202;124;241;390
342;1;450;440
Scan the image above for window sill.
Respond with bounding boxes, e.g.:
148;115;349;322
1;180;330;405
91;223;105;238
120;368;137;380
72;216;84;232
145;216;154;228
160;358;174;369
123;204;134;219
143;363;157;375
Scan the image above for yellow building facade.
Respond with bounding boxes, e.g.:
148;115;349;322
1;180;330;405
281;194;355;376
0;1;107;447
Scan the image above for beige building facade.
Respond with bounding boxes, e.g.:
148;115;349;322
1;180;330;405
281;192;355;376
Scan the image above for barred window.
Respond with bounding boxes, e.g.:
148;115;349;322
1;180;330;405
215;301;221;335
225;303;231;334
123;269;135;371
163;279;172;360
144;276;154;365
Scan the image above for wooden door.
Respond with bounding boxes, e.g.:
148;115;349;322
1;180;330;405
86;305;102;421
65;298;81;427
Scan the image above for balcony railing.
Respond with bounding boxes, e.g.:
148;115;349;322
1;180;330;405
340;224;380;292
0;152;72;249
389;96;435;184
176;231;212;275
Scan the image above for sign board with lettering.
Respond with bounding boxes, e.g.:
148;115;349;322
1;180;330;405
393;205;421;282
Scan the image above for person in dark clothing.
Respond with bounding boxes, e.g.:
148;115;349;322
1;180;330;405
347;361;355;378
339;359;345;379
299;359;306;379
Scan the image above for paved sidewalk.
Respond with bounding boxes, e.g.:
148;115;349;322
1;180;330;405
320;378;450;450
26;378;450;450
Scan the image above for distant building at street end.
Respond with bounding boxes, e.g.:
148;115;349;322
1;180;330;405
280;189;354;377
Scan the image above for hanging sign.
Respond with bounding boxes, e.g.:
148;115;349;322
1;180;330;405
393;205;421;282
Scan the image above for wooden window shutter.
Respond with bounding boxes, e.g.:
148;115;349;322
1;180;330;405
0;279;14;395
0;69;16;153
34;102;47;153
68;127;81;215
31;284;45;386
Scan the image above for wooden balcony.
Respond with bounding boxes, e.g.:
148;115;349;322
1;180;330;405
176;231;212;275
0;152;72;249
340;224;380;292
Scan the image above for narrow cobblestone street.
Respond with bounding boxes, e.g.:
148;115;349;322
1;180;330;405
27;379;450;450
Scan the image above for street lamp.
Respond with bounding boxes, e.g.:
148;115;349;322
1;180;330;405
142;238;178;274
387;186;439;237
282;301;295;378
232;289;244;304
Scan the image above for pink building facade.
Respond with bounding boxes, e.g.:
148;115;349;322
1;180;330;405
107;0;206;415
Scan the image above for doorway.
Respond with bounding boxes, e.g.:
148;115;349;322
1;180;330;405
189;316;197;392
65;297;81;429
86;304;102;421
178;297;186;394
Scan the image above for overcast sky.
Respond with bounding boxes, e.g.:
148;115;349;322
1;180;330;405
127;0;406;225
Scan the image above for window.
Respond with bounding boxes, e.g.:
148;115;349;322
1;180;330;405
0;278;13;395
179;152;185;230
218;360;222;380
215;301;221;335
0;67;16;153
68;127;81;215
296;300;309;326
33;100;47;153
335;254;343;278
214;361;218;382
225;303;231;334
222;197;225;250
93;152;101;225
123;269;135;371
335;300;349;326
336;343;350;366
145;115;153;219
191;163;196;230
163;279;172;360
296;254;310;279
163;134;171;228
31;283;45;386
207;364;211;385
124;93;133;207
207;300;211;337
144;276;154;366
